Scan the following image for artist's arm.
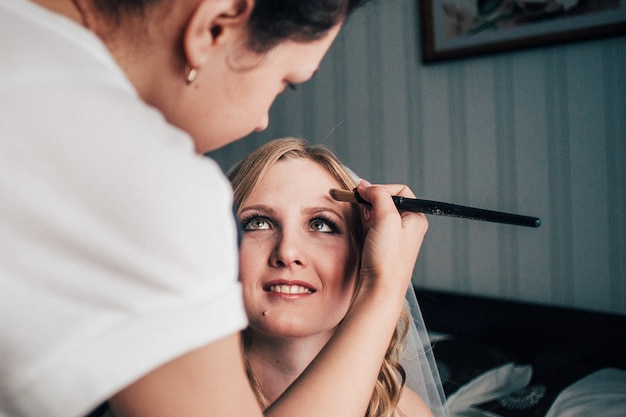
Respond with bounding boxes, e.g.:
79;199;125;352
109;334;263;417
110;181;428;417
266;181;429;417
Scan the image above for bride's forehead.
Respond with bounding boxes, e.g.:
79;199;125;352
246;161;350;213
262;159;339;188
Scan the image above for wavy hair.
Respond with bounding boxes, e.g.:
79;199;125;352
228;137;410;417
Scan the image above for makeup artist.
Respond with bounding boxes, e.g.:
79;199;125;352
0;1;429;417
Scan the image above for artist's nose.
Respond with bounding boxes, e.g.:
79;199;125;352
269;230;306;268
254;114;269;132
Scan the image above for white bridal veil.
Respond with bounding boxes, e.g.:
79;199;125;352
402;285;449;417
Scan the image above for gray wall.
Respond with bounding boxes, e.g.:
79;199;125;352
210;0;626;315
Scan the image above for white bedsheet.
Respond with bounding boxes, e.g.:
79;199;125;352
545;368;626;417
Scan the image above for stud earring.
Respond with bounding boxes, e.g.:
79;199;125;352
185;66;198;84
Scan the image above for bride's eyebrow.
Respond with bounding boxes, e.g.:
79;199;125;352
302;206;345;221
238;205;274;216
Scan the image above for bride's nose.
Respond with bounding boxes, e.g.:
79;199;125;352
269;229;306;268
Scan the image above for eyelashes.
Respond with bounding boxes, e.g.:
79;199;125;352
240;212;270;231
309;214;341;234
239;212;342;234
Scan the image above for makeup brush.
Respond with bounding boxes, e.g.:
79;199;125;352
330;189;541;228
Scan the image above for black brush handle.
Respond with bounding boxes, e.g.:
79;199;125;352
391;196;541;228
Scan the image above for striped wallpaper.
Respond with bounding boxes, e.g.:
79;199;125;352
209;0;626;315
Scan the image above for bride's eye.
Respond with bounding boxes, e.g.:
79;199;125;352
309;217;339;233
242;216;271;231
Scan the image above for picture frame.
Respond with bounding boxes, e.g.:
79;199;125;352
420;0;626;63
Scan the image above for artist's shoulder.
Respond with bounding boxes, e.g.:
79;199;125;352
395;387;434;417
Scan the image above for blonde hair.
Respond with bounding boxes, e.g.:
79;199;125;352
228;137;410;416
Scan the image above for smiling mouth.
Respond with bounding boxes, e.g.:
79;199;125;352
265;284;315;295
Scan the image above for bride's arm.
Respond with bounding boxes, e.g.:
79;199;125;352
396;387;435;417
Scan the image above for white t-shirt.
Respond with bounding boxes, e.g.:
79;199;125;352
0;2;247;416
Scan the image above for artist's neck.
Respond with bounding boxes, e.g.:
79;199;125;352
246;331;333;405
31;0;85;26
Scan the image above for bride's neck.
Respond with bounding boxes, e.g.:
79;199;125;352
246;332;332;405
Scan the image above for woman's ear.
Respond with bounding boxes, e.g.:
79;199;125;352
183;0;254;69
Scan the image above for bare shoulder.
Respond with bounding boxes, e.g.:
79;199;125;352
395;387;434;417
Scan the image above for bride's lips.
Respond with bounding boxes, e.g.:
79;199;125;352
263;280;316;297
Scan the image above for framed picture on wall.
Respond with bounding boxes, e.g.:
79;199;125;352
420;0;626;63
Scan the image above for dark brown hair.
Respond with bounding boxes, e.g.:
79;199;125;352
91;0;370;52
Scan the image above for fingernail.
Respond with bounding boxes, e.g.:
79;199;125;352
363;206;371;221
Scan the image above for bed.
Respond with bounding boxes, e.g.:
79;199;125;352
415;288;626;416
